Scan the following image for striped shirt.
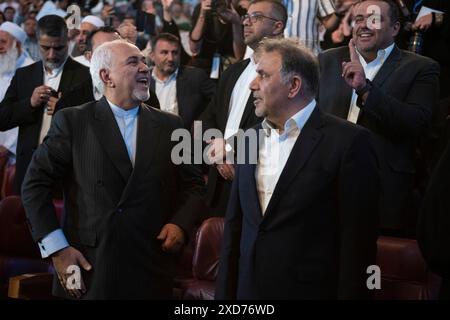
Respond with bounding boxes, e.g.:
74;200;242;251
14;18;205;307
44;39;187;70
284;0;336;54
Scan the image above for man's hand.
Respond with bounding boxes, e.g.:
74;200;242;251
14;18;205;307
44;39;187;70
101;4;115;20
217;4;241;25
157;223;185;253
201;0;212;13
206;138;229;164
413;13;433;31
342;39;366;91
46;92;61;116
216;163;235;180
30;85;54;108
51;246;92;299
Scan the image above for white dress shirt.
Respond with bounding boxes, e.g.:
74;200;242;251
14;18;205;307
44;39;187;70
347;43;395;123
224;56;257;140
38;59;67;144
152;68;179;115
73;54;90;67
0;52;34;163
256;100;316;215
37;100;140;258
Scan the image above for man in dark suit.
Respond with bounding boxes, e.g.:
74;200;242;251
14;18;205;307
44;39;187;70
149;33;216;130
318;0;440;235
201;0;286;217
0;15;91;194
417;135;450;299
215;38;379;300
21;39;205;299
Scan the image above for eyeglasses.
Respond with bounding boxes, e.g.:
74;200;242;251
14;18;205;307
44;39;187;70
241;13;280;24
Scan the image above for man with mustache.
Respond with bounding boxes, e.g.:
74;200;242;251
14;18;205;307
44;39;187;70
318;0;440;236
149;33;216;130
0;22;34;163
0;14;91;194
21;39;205;299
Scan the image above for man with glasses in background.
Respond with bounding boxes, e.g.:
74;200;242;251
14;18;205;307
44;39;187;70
0;14;90;194
200;0;286;217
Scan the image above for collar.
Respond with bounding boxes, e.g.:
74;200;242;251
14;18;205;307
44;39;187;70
262;99;316;138
357;43;395;67
107;99;140;118
152;67;178;84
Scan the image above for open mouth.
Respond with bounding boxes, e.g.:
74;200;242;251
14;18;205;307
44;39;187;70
358;31;374;40
137;77;149;88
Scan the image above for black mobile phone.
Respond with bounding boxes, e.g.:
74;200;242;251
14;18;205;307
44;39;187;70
50;89;58;98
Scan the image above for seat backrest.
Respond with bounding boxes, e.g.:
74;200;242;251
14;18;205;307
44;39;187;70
374;236;441;300
1;164;16;199
0;196;40;258
192;217;225;281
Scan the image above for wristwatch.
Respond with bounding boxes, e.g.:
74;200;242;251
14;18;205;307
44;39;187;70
356;79;373;96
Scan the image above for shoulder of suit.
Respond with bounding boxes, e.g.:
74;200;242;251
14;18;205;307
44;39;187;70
321;111;370;138
141;103;183;127
399;49;439;67
319;46;347;60
65;57;90;72
14;60;41;76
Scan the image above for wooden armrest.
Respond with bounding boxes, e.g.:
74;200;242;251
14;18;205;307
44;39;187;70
8;273;55;300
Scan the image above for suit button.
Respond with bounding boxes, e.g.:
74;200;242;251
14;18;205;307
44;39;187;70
96;180;103;186
117;208;123;213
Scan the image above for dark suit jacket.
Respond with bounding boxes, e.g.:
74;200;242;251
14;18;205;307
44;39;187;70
215;107;380;300
318;45;440;232
21;98;205;299
150;66;216;130
0;58;91;194
200;59;262;215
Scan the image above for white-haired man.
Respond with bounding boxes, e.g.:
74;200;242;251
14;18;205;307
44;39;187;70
0;22;34;162
21;39;205;299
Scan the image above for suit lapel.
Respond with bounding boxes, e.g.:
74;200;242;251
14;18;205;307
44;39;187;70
371;46;401;88
92;97;133;183
57;58;78;94
240;126;264;222
337;49;353;119
118;103;162;206
176;68;187;121
263;107;324;219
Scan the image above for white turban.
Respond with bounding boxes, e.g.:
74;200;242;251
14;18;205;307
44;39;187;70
0;22;27;44
81;15;105;28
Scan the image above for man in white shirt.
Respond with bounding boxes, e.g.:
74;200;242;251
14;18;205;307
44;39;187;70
0;14;90;194
318;0;440;235
216;37;379;300
0;22;34;163
72;15;105;66
149;33;216;130
201;0;287;216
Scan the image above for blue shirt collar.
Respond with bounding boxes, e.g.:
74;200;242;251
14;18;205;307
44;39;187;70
107;99;140;118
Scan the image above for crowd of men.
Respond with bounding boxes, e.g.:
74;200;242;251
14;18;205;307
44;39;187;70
0;0;449;300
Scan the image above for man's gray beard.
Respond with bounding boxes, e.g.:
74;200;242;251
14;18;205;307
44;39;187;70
44;61;63;70
133;88;150;102
0;46;18;75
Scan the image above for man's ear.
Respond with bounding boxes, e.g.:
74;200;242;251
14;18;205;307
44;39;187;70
273;21;285;36
392;21;401;37
100;69;113;88
288;75;302;99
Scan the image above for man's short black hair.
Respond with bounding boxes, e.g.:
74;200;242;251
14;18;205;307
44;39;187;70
151;33;181;49
86;26;120;52
37;14;68;39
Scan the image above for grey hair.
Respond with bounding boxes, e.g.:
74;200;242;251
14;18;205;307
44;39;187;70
255;38;319;99
89;39;131;94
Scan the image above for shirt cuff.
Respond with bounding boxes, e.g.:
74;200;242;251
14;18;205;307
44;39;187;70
38;229;69;258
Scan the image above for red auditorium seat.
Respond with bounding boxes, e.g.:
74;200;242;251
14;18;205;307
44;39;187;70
374;236;441;300
181;217;224;300
0;196;64;298
0;149;10;200
1;164;16;199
